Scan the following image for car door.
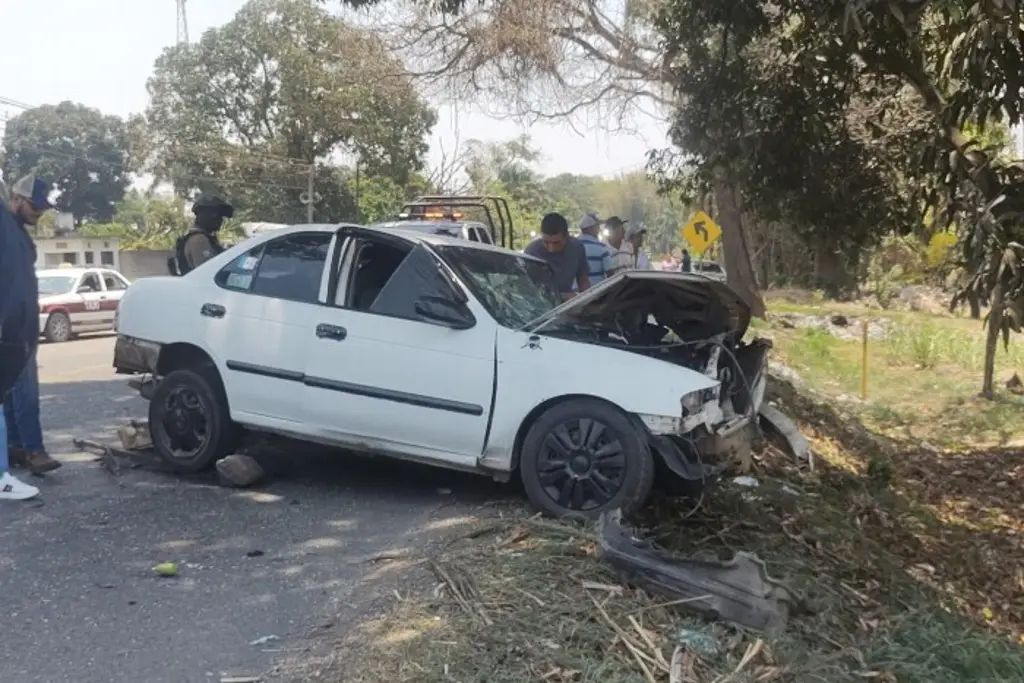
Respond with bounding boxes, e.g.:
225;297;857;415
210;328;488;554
205;230;332;424
75;271;108;330
98;270;130;330
303;229;496;464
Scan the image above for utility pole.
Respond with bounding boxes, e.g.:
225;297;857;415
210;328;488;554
354;159;360;224
307;162;315;223
176;0;189;45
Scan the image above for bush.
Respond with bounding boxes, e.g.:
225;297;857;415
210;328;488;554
926;230;958;271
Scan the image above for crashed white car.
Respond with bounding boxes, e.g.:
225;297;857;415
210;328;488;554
113;224;769;518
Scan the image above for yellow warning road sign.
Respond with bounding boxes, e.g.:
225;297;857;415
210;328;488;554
680;211;722;255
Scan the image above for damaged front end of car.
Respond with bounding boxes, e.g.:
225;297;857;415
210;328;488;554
524;270;772;490
646;333;772;487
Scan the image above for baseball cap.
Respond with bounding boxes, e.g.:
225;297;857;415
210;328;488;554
11;175;54;211
625;223;647;238
605;216;628;229
578;212;601;232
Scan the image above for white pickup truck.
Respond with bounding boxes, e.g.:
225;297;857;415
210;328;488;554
113;223;770;518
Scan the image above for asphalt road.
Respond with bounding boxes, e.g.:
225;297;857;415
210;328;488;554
1;335;499;683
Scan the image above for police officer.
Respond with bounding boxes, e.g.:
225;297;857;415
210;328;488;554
174;195;234;274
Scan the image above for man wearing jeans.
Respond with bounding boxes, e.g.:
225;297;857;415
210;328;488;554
1;176;53;500
6;350;60;474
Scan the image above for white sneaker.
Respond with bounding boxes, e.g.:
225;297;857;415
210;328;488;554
0;472;39;500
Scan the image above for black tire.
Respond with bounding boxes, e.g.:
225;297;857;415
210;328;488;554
519;399;655;519
44;312;73;343
148;367;238;473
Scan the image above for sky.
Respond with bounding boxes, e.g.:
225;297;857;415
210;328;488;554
0;0;667;179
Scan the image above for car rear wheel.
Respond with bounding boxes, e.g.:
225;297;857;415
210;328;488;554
519;399;655;519
149;368;237;473
43;312;73;343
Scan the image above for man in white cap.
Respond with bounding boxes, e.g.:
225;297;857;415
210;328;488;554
577;212;615;286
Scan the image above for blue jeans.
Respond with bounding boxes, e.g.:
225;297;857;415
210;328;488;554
4;349;44;452
0;402;8;473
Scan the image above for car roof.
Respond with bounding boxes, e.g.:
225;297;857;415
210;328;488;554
267;223;522;256
37;268;91;277
371;219;489;231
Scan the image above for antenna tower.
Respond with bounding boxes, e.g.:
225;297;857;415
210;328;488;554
176;0;189;45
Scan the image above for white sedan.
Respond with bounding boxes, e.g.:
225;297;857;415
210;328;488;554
37;267;132;343
112;224;769;518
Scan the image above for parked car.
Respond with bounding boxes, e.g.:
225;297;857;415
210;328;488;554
691;259;727;282
371;195;517;248
37;267;132;343
112;224;769;518
371;215;495;244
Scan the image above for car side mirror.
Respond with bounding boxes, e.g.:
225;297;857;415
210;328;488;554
414;296;475;330
77;285;94;293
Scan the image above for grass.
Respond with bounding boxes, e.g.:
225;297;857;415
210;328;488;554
294;433;1023;682
755;294;1024;448
281;290;1024;683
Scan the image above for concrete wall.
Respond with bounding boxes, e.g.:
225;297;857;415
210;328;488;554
119;250;175;280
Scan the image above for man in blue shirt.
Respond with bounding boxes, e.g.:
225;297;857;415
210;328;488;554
577;212;615;286
0;176;52;500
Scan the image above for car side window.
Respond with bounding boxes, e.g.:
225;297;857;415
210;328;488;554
215;232;331;304
79;273;101;292
216;245;265;292
342;235;459;321
102;271;128;291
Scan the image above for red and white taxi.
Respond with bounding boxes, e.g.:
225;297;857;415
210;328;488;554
37;267;132;343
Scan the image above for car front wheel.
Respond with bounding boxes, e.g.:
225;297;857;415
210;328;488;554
44;312;73;343
519;399;655;519
148;368;237;473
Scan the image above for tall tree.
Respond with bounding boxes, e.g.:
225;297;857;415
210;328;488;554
347;0;770;314
652;0;1024;396
141;0;437;222
653;1;942;297
1;101;131;223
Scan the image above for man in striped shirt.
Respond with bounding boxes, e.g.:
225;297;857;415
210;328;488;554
577;212;615;286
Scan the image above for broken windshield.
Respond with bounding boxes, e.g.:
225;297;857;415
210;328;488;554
437;246;561;328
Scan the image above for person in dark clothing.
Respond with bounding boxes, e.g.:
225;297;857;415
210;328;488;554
523;213;590;299
1;176;55;500
681;249;692;273
174;195;234;274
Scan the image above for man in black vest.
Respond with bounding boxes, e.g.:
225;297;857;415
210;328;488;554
174;195;234;275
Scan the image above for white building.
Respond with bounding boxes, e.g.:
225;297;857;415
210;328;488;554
34;235;121;272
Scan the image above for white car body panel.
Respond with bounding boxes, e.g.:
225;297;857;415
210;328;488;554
115;223;766;479
478;328;719;470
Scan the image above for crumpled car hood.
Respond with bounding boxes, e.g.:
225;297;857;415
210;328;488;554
523;270;751;340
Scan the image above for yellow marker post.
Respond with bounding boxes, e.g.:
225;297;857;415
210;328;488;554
860;319;869;400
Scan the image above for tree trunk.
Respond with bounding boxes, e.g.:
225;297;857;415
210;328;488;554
968;292;981;320
981;281;1004;399
713;176;767;318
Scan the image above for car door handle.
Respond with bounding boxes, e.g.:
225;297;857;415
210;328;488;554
201;303;226;318
316;323;347;341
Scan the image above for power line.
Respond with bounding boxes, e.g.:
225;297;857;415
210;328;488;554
0;96;33;111
1;111;317;170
